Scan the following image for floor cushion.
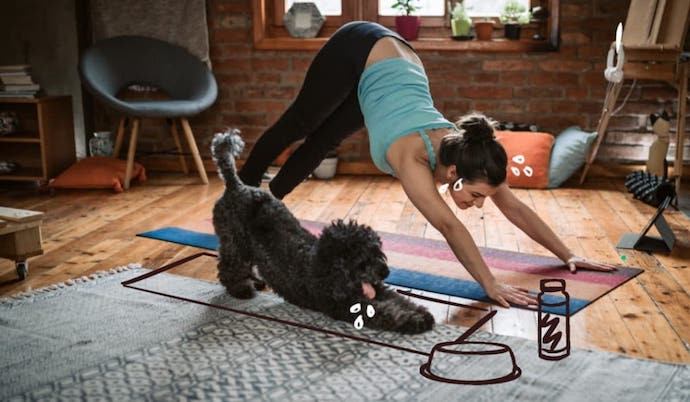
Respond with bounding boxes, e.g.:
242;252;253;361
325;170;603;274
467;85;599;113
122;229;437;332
547;126;598;188
49;156;146;192
495;130;554;189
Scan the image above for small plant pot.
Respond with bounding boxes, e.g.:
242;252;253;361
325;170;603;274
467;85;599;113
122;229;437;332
474;21;494;41
313;157;338;179
395;15;421;41
504;23;521;40
451;18;472;36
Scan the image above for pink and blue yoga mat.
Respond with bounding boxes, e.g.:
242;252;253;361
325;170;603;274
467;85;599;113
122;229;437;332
137;220;642;315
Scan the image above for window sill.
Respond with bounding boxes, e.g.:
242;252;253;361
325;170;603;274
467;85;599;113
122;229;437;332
253;36;557;52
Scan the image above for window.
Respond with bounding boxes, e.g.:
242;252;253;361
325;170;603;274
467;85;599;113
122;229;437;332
284;1;342;15
463;0;531;18
254;0;559;51
378;0;444;16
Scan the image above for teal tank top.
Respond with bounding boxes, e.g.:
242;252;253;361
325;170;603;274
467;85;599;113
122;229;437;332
357;58;456;175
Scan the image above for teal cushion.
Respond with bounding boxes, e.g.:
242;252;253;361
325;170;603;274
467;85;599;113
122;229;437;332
547;126;598;188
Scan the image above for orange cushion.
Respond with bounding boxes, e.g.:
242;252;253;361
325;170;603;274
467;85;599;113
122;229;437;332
495;131;554;189
50;157;146;192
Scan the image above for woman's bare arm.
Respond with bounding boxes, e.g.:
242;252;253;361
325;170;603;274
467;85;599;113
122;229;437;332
491;184;618;272
394;159;537;307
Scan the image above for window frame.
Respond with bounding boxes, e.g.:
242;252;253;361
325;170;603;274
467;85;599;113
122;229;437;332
252;0;560;52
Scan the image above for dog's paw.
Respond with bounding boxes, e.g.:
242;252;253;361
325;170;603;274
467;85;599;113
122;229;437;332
398;309;435;334
252;278;267;291
226;279;257;299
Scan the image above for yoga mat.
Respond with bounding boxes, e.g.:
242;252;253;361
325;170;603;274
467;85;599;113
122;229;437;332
137;220;643;315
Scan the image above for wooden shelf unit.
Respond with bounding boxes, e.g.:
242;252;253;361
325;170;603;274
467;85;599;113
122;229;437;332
0;96;75;184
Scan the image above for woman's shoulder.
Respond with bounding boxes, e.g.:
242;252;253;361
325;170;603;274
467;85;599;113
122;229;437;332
387;132;433;174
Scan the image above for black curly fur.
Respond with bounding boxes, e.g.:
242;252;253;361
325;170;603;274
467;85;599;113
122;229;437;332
211;130;434;334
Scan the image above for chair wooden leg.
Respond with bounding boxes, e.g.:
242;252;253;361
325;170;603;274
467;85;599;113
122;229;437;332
167;118;189;174
124;118;140;190
179;117;209;184
112;117;127;158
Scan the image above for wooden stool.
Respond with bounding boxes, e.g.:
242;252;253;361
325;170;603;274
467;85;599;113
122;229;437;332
0;207;44;280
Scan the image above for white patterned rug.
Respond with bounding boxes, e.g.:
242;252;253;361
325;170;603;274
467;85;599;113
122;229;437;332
1;267;687;401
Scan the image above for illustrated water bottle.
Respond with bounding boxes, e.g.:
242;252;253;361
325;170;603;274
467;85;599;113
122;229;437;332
537;279;570;361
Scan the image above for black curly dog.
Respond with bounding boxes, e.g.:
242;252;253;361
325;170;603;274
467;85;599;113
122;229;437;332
211;130;434;334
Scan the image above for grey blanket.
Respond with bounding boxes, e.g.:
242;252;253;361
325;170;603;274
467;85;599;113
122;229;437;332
1;267;687;401
90;0;210;65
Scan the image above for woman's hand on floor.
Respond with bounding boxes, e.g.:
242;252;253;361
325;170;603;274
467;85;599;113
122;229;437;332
566;256;619;273
485;281;538;308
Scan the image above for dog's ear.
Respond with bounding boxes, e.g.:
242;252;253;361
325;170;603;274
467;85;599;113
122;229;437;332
316;220;374;269
314;219;386;285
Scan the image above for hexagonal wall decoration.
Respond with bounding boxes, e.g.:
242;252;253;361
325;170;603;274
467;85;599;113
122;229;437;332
284;2;326;38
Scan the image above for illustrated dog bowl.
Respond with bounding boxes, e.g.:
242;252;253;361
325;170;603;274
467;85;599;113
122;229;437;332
420;340;521;385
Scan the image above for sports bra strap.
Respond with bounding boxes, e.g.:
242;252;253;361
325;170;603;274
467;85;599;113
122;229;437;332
419;129;436;171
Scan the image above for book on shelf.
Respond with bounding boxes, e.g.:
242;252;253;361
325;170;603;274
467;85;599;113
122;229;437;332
0;84;40;92
0;91;38;98
0;64;31;73
0;75;34;85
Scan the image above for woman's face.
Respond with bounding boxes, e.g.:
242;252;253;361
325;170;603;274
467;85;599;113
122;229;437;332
447;180;497;210
440;165;498;210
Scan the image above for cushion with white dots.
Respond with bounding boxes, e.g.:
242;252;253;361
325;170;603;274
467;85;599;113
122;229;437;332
495;130;554;189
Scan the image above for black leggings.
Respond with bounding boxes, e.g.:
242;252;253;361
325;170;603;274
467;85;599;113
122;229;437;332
238;22;410;199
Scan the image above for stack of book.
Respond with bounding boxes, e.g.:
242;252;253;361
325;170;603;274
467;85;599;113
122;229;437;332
0;65;40;98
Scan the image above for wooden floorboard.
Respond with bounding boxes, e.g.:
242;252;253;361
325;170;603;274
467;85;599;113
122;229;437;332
0;173;688;363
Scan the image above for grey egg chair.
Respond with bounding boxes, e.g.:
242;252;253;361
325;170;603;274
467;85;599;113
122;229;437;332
79;35;217;189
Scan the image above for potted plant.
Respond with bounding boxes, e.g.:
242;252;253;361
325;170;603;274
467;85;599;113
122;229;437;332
499;0;530;40
392;0;421;41
448;1;472;37
474;17;494;41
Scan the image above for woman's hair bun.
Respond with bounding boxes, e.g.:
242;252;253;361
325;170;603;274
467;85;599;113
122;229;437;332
458;112;497;144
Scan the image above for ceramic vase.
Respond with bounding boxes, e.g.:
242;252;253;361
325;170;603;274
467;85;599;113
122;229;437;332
89;131;114;157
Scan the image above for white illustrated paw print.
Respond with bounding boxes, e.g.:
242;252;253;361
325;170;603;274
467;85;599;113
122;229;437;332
510;154;533;177
349;302;376;330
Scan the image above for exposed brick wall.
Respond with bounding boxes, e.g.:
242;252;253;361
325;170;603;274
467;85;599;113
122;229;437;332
96;0;689;167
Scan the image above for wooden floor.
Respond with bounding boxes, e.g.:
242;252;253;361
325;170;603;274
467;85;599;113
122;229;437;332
1;172;689;364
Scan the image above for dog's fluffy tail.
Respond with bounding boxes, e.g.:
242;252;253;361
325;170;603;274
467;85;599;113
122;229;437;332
211;128;245;189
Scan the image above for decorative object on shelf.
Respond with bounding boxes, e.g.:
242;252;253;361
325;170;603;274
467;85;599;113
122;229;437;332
283;2;326;39
312;151;338;179
0;160;19;174
89;131;114;157
448;1;472;37
392;0;421;41
499;0;530;40
0;111;18;135
474;19;494;41
530;3;549;40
